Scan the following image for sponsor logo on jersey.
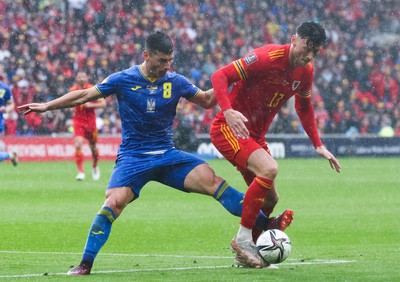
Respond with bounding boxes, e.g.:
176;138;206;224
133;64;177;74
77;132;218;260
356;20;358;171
292;81;300;91
131;86;142;91
147;98;156;113
147;85;158;94
243;53;258;65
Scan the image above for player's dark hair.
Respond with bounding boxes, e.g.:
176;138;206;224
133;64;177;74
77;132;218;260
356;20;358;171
145;31;174;54
296;21;327;48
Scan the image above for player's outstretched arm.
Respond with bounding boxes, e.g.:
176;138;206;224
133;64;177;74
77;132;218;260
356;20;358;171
190;89;217;109
18;86;102;115
84;97;107;109
315;145;341;173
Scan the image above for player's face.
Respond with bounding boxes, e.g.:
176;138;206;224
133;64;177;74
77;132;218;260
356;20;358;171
76;72;88;86
290;35;321;67
146;51;174;78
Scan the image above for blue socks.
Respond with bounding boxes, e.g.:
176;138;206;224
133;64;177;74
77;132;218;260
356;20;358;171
214;181;268;229
81;206;116;266
0;152;10;161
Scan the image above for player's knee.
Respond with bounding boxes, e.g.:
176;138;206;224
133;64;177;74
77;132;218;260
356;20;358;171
104;188;133;217
198;175;221;196
259;164;278;180
185;164;220;196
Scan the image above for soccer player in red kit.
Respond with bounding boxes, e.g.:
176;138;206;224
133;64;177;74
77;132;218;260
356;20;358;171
210;21;341;268
70;70;106;181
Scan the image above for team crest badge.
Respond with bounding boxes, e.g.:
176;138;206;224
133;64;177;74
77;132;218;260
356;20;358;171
292;80;300;91
147;99;156;113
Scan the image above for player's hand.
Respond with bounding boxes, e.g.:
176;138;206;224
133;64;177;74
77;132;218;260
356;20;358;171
223;109;249;139
0;106;5;113
17;103;47;115
315;145;341;173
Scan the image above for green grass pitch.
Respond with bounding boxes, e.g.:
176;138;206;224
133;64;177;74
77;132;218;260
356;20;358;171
0;158;399;281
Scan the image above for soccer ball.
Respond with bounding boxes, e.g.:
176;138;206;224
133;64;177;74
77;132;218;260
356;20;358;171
256;229;291;264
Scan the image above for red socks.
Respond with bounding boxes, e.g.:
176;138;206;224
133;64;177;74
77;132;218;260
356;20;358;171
240;176;273;229
75;149;84;172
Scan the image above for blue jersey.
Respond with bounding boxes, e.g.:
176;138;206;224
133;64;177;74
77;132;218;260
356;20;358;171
0;81;13;133
95;66;199;155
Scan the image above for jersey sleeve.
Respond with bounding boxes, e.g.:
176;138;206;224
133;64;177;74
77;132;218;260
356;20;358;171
211;47;268;111
295;96;322;148
177;74;200;100
95;72;121;97
297;63;314;96
234;49;269;79
294;63;321;147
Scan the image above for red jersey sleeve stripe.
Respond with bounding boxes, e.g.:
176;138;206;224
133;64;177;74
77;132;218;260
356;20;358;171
268;49;285;59
221;124;240;153
233;60;247;80
296;91;312;98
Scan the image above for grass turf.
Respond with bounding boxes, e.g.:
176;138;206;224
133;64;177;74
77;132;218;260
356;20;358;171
0;158;399;281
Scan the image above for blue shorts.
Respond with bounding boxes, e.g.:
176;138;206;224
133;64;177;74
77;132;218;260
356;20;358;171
0;119;4;134
107;149;205;198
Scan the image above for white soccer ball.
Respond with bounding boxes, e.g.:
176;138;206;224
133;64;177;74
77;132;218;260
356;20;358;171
256;229;291;264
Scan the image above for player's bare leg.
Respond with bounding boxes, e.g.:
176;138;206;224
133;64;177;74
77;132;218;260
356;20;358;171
10;151;18;166
74;136;85;180
89;142;100;181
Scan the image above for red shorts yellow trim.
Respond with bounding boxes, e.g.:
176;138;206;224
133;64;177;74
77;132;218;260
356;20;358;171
210;121;270;170
73;122;98;144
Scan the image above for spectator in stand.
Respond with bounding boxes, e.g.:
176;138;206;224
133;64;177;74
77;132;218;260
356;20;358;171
314;98;330;134
0;0;399;137
394;120;400;136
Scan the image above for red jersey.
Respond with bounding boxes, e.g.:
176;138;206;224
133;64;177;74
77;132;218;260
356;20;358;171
69;83;97;126
213;44;314;142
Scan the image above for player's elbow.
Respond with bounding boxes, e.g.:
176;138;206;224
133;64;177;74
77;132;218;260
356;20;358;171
210;70;224;84
202;99;217;109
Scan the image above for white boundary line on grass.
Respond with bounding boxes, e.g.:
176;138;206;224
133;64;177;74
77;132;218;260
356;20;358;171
0;250;356;278
0;250;232;259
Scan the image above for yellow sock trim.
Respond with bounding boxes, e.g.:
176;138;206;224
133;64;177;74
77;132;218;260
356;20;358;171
214;181;230;200
98;208;116;223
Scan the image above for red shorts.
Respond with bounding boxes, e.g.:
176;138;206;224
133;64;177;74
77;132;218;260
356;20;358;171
73;122;98;144
210;121;270;171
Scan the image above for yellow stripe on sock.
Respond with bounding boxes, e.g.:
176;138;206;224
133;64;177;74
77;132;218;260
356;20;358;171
255;177;273;189
214;181;230;200
98;209;116;223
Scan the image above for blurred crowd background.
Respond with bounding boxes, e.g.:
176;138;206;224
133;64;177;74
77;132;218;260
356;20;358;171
1;0;400;140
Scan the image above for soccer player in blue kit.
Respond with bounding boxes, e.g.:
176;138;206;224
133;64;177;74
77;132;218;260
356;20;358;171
18;32;273;275
0;77;18;166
